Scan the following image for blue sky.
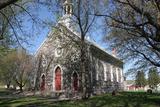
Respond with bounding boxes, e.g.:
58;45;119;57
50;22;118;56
24;6;54;54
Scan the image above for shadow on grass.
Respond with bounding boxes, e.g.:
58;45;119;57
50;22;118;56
0;88;13;96
19;93;160;107
0;90;160;107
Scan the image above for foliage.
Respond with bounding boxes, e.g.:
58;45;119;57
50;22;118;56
135;71;147;87
148;68;160;89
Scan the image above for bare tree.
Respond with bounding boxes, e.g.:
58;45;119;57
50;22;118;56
0;48;33;91
0;50;16;88
13;48;33;92
95;0;160;71
0;0;57;52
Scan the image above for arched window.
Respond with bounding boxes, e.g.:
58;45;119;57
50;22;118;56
106;64;111;81
55;67;61;91
40;74;45;91
67;6;70;14
72;72;78;91
112;67;117;82
118;68;121;82
98;61;104;81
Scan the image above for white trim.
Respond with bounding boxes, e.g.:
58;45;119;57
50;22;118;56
120;68;123;83
96;60;99;80
102;62;107;81
116;68;119;82
55;47;63;57
40;73;46;83
41;73;45;77
106;63;110;81
53;65;63;92
110;65;113;82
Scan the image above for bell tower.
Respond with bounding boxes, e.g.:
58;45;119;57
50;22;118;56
58;0;74;29
63;0;73;16
58;0;78;33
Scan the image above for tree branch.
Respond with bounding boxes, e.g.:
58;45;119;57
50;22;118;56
0;0;18;10
13;3;36;23
0;10;23;47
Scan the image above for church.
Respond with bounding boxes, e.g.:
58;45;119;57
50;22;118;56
34;0;124;97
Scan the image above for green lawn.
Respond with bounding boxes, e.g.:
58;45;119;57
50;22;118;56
0;88;160;107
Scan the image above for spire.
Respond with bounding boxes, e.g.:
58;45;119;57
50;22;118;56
63;0;73;16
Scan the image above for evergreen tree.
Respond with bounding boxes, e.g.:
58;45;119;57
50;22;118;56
148;68;160;89
135;71;147;87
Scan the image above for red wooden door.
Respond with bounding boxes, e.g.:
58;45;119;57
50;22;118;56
73;73;78;91
55;67;61;91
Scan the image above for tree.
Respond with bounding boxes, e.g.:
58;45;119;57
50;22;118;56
135;71;147;88
95;0;160;71
33;54;43;91
0;0;55;54
0;0;61;43
0;50;17;88
0;1;30;42
148;68;160;89
13;48;33;92
0;48;33;91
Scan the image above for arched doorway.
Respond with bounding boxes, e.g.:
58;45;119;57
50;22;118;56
40;74;45;91
73;72;78;91
55;67;61;91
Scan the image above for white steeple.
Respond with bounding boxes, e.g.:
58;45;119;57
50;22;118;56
58;0;73;28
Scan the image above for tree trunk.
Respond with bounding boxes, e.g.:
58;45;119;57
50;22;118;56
19;84;23;92
0;0;18;11
6;84;10;89
34;55;42;91
34;73;40;91
81;40;89;99
16;79;23;92
13;84;16;90
81;61;87;99
6;81;11;89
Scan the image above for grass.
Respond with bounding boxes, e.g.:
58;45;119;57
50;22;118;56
0;88;160;107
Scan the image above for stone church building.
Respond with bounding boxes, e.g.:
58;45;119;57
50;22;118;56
34;0;124;97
